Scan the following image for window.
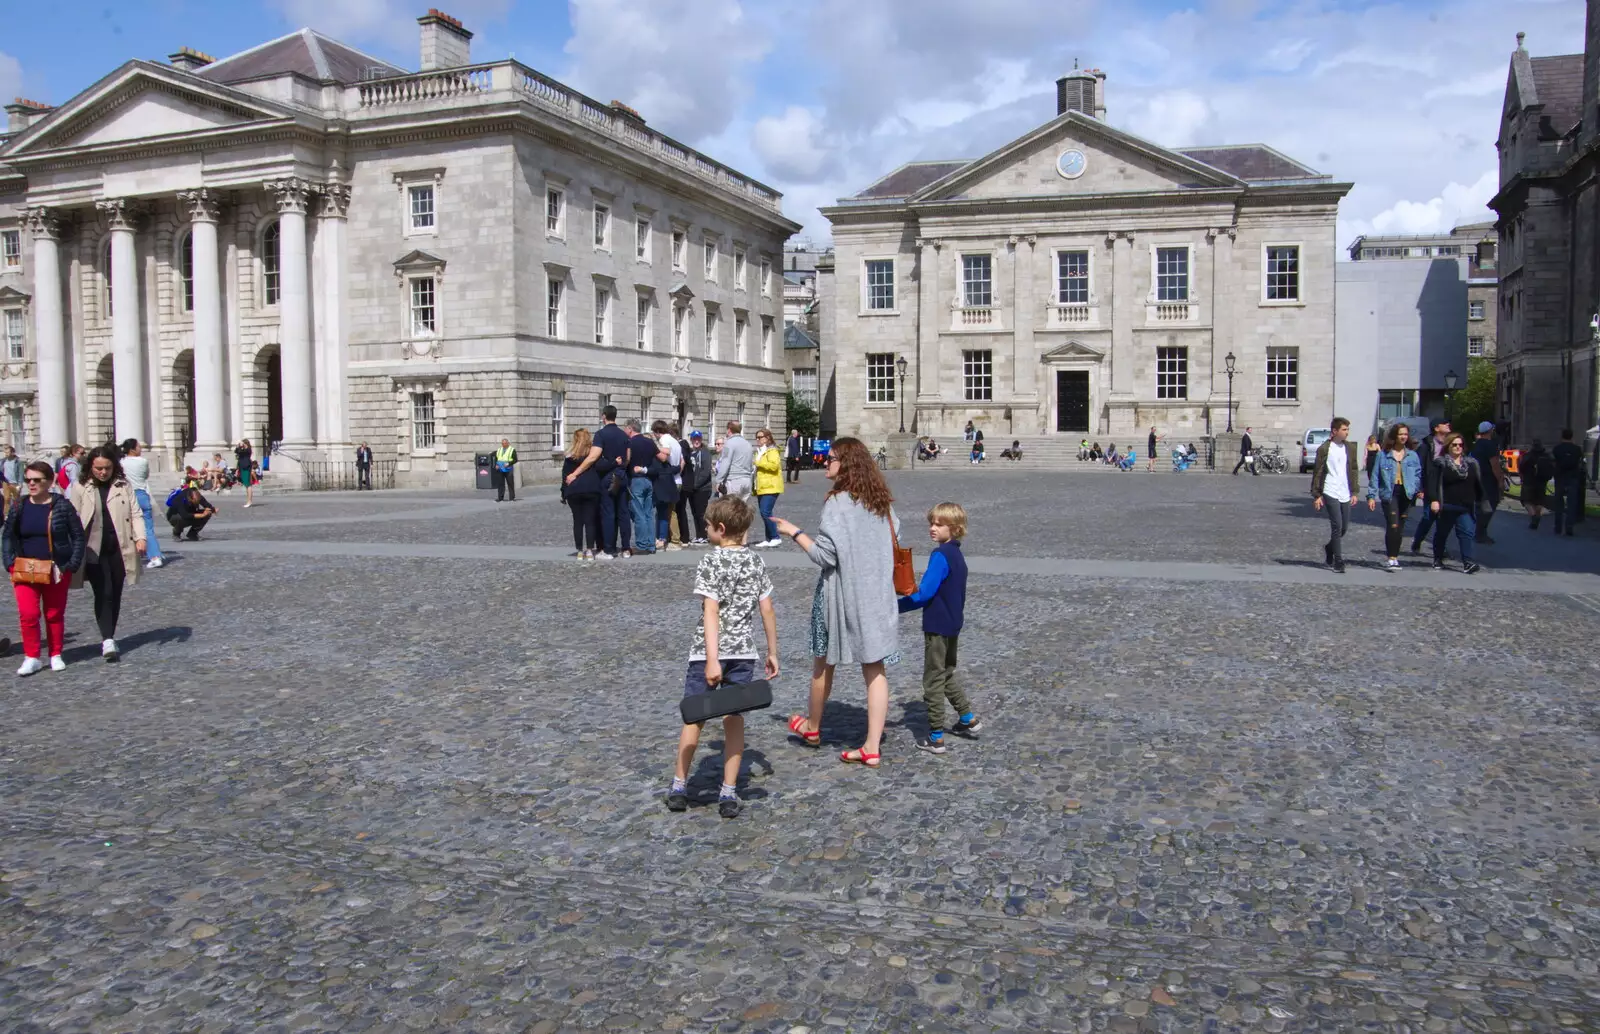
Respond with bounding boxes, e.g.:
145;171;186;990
636;295;652;350
963;350;993;401
594;285;610;344
865;259;896;311
704;239;718;282
734;248;747;290
1056;250;1088;304
598;393;612;418
1265;347;1297;400
7;406;24;452
1156;346;1188;399
1377;389;1412;422
411;391;436;451
1468;299;1485;320
1;229;19;269
672;230;686;269
760;257;771;297
178;232;195;314
547;278;563;337
408;185;435;233
961;254;992;307
593;203;609;249
735;314;748;363
410;276;437;335
867;353;896;403
3;309;23;361
1468;336;1485;357
792;367;818;406
261;221;281;307
1265;245;1299;301
673;304;687;354
641;396;653;424
763;404;772;430
761;317;773;366
636;218;651;261
546;188;564;236
736;402;746;428
1156;247;1188;302
550;390;565;451
704;309;718;359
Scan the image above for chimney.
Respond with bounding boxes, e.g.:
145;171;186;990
1055;62;1106;120
6;97;53;134
418;9;473;70
169;47;215;72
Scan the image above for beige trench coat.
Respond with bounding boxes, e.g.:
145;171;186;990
68;478;143;589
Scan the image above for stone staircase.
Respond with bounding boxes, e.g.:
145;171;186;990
891;434;1227;472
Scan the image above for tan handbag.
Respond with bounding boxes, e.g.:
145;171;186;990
10;510;57;586
890;519;916;596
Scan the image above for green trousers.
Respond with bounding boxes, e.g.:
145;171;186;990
922;633;971;732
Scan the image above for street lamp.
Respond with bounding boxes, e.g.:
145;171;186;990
1444;368;1458;414
895;354;909;433
1224;351;1237;433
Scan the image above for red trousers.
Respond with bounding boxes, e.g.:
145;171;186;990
13;579;69;659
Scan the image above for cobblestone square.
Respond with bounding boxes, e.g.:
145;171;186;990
3;470;1599;1032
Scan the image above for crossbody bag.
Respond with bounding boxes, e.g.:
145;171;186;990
10;509;58;586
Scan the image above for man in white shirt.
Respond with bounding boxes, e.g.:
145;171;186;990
1311;417;1359;573
659;421;685;550
119;438;165;569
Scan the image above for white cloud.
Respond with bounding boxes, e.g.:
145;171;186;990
1357;169;1499;237
267;0;510;51
752;107;831;183
1124;90;1213;147
0;51;22;105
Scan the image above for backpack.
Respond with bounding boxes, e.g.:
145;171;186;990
54;466;70;491
165;486;186;508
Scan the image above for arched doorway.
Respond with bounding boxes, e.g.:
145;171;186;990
253;347;282;450
172;350;197;453
93;354;116;446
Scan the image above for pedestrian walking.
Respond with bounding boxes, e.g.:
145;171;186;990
167;485;217;541
785;428;803;483
594;406;631;558
4;460;85;675
715;421;756;541
1409;418;1451;555
650;420;682;552
665;496;779;819
897;502;982;754
685;431;714;544
752;427;784;548
561;427;602;560
493;438;518;502
1147;427;1161;472
1231;428;1257;475
1363;434;1382;480
1311;417;1359;573
234;439;256;508
626;419;661;555
355;442;374;490
118;439;164;570
1;446;21;516
1552;428;1585;536
1427;433;1484;573
69;446;144;662
1469;421;1503;544
773;437;901;769
1520;440;1554;530
1365;422;1423;570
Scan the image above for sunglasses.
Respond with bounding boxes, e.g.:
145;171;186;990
23;476;48;483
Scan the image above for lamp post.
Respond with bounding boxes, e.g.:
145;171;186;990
895;354;908;433
1443;368;1458;416
1224;351;1237;433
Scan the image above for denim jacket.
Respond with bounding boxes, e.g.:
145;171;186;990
1366;448;1423;502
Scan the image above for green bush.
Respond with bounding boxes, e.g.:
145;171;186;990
786;391;819;438
1447;357;1495;437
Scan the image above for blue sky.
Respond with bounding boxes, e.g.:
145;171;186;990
2;0;1587;246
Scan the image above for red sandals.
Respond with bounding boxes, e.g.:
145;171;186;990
840;748;881;768
787;714;821;747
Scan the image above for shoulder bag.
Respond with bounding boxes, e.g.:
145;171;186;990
890;517;916;596
10;509;57;586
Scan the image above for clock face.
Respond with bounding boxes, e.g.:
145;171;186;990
1057;148;1087;180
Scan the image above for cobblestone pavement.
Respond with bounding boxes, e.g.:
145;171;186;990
3;472;1599;1032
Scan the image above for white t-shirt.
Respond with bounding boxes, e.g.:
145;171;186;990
1323;442;1351;503
661;434;683;485
122;455;151;493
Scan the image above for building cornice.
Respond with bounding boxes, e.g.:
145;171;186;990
6;120;308;174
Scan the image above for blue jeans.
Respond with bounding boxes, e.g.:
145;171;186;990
134;489;163;561
1433;504;1476;564
656;500;675;543
756;493;778;541
629;477;655;552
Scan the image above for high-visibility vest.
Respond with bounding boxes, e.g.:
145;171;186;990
496;446;515;464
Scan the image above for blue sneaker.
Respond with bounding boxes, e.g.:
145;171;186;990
951;715;983;739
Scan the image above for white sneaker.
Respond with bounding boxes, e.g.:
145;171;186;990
766;538;783;548
16;656;42;677
49;655;66;672
102;639;120;662
242;502;252;508
145;557;164;569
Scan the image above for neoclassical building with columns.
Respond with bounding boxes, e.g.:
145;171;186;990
0;10;797;483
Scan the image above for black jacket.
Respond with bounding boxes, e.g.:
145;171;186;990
168;492;214;523
685;446;715;492
561;455;601;499
1239;433;1253;455
3;494;86;573
1427;455;1484;510
355;447;373;468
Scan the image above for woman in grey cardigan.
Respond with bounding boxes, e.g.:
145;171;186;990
773;437;900;768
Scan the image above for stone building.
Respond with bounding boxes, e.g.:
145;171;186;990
820;68;1351;451
0;10;797;485
1490;15;1600;446
1346;222;1499;360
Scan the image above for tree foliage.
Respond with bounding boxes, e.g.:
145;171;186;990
1447;357;1496;438
786;391;819;438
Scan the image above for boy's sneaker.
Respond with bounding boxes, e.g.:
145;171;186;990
951;715;984;738
665;790;689;812
914;735;947;755
718;796;742;819
1464;561;1482;575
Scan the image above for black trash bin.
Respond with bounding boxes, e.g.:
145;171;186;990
474;453;495;490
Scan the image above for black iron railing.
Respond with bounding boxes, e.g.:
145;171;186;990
301;460;397;491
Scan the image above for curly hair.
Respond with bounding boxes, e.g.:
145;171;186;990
1382;422;1410;450
826;437;893;517
79;444;124;485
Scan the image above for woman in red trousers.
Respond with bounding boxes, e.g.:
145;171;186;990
4;460;86;675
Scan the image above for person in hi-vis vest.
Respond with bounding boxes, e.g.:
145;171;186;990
494;438;518;502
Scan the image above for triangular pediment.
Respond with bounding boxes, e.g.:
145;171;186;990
394;250;447;278
1;62;295;159
909;111;1242;204
1041;340;1106;361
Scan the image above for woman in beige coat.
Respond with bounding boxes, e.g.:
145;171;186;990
69;445;145;662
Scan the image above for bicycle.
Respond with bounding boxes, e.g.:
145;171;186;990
1253;445;1289;475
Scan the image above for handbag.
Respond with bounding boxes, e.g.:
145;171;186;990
10;511;57;587
680;679;773;724
891;519;916;596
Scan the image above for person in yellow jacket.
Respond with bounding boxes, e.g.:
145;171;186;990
752;428;785;548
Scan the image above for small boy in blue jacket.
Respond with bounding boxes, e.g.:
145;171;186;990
898;502;981;754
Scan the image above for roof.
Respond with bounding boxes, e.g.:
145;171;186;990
198;28;406;85
852;160;970;200
1529;54;1584;133
1179;145;1324;182
784;324;818;351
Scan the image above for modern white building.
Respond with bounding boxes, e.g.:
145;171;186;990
0;10;798;484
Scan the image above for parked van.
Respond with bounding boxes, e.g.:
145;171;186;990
1299;427;1331;473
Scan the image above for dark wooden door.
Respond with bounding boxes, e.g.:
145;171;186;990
1056;370;1089;433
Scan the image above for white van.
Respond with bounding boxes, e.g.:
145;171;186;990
1299;427;1331;473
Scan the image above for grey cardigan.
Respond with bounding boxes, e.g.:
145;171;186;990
803;493;901;666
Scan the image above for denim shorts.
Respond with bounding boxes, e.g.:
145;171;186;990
684;658;757;696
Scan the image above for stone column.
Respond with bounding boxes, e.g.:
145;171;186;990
1109;232;1136;396
916;238;942;408
1012;235;1039;412
180;189;227;455
96;198;147;443
25;207;70;450
315;184;352;451
1207;228;1235;423
267;178;314;448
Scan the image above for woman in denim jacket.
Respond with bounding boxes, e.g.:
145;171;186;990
1366;422;1425;570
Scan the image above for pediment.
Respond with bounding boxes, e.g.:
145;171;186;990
394;250;447;279
910;112;1242;203
1;62;295;159
1041;340;1105;361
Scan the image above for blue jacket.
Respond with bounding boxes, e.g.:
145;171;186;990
898;539;967;636
1366;448;1424;502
